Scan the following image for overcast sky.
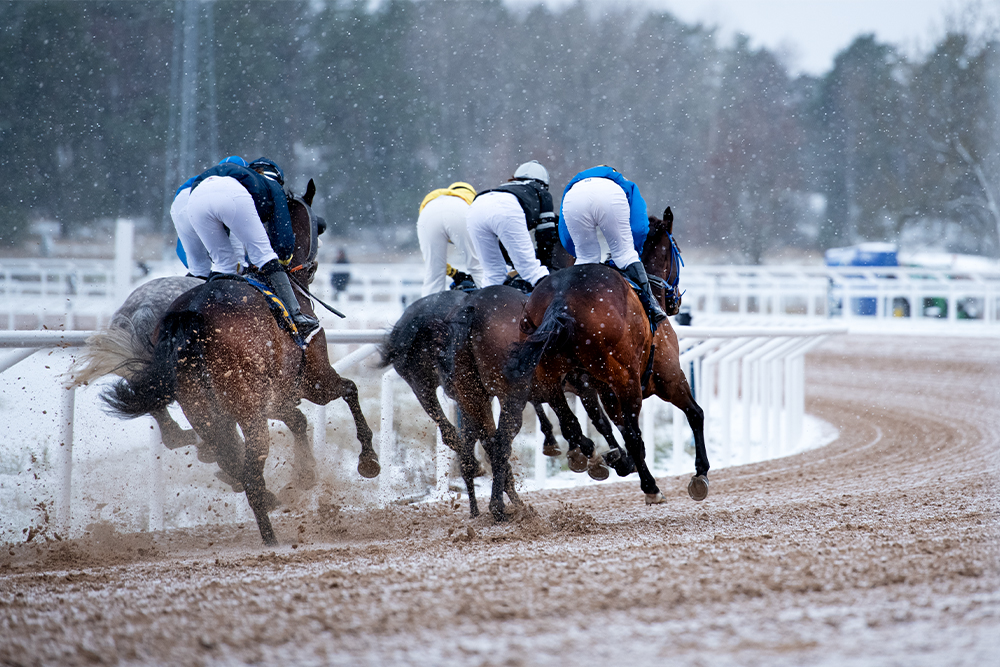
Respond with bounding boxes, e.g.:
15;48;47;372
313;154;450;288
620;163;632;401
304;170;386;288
511;0;998;75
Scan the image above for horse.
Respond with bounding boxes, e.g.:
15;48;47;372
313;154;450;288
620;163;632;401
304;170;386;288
101;179;378;546
505;207;709;513
379;286;621;519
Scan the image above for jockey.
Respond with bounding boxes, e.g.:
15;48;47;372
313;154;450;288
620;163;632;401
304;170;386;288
183;156;320;336
416;181;483;296
172;155;247;277
558;165;668;324
466;160;554;291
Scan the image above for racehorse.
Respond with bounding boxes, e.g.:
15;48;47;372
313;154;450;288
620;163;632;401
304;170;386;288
505;207;709;513
379;286;621;519
102;180;377;546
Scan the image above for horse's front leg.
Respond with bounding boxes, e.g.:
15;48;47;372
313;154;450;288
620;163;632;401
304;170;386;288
671;392;709;501
614;383;663;504
278;407;317;490
239;413;280;546
302;336;378;478
338;376;379;479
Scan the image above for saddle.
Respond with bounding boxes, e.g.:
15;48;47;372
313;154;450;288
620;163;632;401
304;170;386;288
206;273;310;350
602;259;660;335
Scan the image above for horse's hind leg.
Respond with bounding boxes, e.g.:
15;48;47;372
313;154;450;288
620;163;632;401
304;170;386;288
151;407;200;452
239;413;280;546
279;407;317;490
531;400;561;457
454;398;495;517
545;389;607;479
486;396;527;522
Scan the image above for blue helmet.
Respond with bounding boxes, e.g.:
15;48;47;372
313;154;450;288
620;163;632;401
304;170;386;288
218;155;248;167
248;157;284;185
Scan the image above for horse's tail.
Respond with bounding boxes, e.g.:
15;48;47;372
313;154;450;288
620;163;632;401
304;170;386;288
505;295;574;383
100;310;203;419
65;305;160;388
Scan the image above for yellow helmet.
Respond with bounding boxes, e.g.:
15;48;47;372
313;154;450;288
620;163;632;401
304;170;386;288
448;182;476;196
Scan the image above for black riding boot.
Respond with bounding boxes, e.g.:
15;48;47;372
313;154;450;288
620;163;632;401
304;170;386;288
623;261;668;325
260;260;320;336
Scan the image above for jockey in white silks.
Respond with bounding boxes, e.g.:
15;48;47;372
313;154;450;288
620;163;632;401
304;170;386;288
416;182;483;296
466;160;554;291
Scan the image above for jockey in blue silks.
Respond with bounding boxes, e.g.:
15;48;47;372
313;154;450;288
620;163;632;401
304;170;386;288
558;165;667;324
172;156;319;335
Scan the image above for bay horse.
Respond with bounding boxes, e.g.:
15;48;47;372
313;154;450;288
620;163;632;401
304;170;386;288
379;286;620;519
102;180;377;546
505;207;709;512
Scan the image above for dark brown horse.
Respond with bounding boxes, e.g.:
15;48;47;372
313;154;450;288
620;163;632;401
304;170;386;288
505;208;709;512
102;180;377;546
379;286;619;519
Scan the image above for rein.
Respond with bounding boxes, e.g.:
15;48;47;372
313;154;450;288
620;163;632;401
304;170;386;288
649;232;684;310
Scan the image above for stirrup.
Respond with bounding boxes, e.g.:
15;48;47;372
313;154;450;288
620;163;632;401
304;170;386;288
292;313;320;336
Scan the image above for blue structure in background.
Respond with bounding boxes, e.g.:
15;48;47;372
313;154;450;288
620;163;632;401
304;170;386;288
825;242;898;316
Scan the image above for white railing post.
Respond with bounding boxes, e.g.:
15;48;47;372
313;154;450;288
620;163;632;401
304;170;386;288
57;385;76;536
114;219;134;305
378;369;396;503
148;418;164;532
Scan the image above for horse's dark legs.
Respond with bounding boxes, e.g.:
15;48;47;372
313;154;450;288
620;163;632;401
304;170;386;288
616;388;663;502
278;407;317;489
671;392;710;501
531;400;561;457
338;377;379;479
454;399;494;518
486;396;526;522
544;389;609;481
151;407;200;452
240;412;279;546
302;339;377;478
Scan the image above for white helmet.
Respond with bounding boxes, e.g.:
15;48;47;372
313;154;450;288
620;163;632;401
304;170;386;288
513;160;549;186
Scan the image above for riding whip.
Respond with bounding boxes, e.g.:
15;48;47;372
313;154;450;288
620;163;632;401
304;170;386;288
288;272;347;319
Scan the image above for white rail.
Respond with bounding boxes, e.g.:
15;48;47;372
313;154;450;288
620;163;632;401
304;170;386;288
6;259;1000;330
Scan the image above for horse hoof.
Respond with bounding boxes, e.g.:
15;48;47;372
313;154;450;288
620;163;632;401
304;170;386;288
215;470;243;493
542;444;562;457
644;492;667;505
196;445;218;464
261;490;281;514
688;475;709;501
586;458;610;481
357;456;381;479
295;468;317;490
567;449;589;473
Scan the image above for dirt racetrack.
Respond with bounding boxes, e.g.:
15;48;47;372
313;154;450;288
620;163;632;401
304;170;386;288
1;334;998;666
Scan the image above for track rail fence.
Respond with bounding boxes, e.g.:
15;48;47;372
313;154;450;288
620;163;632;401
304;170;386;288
0;324;840;538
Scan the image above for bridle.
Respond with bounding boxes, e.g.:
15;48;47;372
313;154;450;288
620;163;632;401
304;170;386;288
647;231;684;315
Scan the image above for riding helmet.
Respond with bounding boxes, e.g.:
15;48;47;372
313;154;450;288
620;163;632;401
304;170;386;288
513;160;549;187
218;155;248;167
249;157;285;186
448;182;476;196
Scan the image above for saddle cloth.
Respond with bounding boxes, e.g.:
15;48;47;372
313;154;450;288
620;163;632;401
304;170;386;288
207;273;309;350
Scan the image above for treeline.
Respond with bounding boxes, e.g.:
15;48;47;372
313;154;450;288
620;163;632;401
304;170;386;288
1;0;998;261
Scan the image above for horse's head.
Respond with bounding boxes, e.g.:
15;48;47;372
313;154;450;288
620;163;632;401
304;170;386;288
642;206;684;316
285;178;323;285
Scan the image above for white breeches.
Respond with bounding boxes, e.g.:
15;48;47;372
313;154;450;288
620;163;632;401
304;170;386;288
416;195;484;296
561;177;639;267
184;176;278;274
466;192;549;287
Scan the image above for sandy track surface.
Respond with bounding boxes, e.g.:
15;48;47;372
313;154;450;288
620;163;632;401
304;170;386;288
1;335;998;666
